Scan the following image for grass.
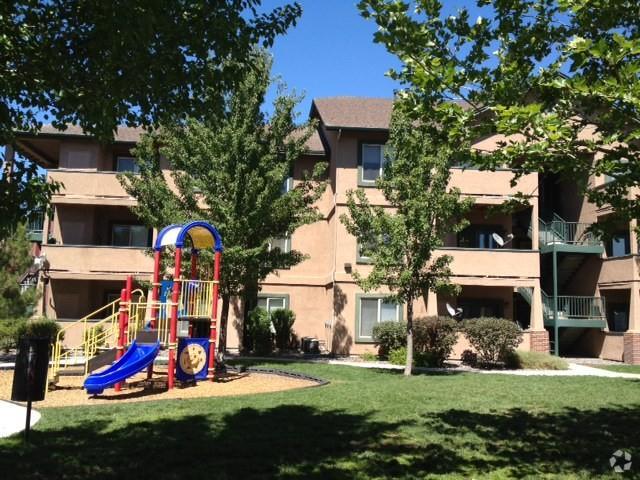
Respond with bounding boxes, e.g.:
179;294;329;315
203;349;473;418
1;361;638;479
591;364;640;374
505;351;569;370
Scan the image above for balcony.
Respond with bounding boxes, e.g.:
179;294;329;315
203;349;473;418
539;214;603;254
43;244;153;279
439;247;539;280
26;211;44;242
542;291;607;328
449;168;538;199
48;170;135;206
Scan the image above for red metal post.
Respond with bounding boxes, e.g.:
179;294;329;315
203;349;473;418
167;248;182;390
207;251;221;381
147;251;161;379
114;288;127;392
124;275;132;334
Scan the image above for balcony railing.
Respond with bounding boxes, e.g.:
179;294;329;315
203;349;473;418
542;291;606;321
539;214;601;247
26;211;44;242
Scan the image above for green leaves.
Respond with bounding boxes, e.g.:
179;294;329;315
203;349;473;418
360;0;640;234
340;104;472;306
120;52;327;299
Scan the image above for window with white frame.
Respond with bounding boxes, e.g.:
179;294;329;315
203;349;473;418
269;235;291;253
257;295;288;313
111;224;149;247
116;156;140;173
357;296;401;342
360;144;387;184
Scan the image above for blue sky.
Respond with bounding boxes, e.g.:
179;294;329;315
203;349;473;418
262;0;485;119
262;0;402;118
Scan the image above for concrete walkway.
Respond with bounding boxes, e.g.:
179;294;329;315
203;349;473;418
326;359;640;379
0;400;41;438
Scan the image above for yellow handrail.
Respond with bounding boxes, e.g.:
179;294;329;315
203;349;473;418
50;298;121;382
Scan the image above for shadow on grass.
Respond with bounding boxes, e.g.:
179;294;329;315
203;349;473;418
0;402;638;478
0;405;459;480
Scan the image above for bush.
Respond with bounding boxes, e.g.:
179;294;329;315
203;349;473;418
388;347;408;366
413;316;458;367
270;308;295;351
361;352;378;362
372;321;406;356
463;317;522;365
0;318;27;352
17;318;63;342
504;350;569;370
460;349;478;367
245;307;273;355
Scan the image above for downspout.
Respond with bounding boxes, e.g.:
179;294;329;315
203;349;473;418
329;128;342;352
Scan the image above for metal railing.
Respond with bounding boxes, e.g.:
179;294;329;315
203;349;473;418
27;211;44;234
50;298;121;381
177;279;216;319
539;214;601;247
542;291;606;321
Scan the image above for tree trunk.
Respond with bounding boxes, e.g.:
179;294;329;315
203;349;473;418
405;299;413;376
241;279;259;352
216;294;230;365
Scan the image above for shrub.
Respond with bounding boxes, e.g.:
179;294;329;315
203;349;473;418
0;318;27;352
361;352;378;362
270;308;295;351
17;318;63;342
463;317;522;365
504;350;569;370
413;316;458;367
372;321;406;356
245;307;273;355
388;347;408;366
460;349;478;367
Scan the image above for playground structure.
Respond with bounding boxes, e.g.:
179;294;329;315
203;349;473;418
49;221;223;393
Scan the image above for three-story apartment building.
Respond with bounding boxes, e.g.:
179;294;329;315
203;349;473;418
11;97;640;363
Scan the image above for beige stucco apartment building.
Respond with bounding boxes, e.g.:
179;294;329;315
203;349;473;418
11;97;640;363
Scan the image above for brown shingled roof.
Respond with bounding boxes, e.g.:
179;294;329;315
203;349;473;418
36;124;146;143
311;97;394;130
33;124;325;154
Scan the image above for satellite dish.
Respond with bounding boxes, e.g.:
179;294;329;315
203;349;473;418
492;233;514;248
446;303;463;318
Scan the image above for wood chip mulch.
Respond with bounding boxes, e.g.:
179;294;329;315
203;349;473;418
0;368;317;408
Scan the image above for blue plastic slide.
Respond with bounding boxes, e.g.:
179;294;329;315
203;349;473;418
84;340;160;395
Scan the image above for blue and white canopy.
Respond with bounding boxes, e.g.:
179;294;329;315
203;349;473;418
154;221;223;252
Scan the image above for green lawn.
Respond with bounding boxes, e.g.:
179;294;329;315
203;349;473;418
592;364;640;374
1;361;638;479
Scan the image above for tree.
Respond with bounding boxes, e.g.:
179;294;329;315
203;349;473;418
359;0;640;234
120;54;327;358
1;0;302;238
340;105;473;375
0;224;38;319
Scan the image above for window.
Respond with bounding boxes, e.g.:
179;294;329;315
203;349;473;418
457;298;503;319
607;303;629;332
359;143;388;185
356;295;402;342
457;226;501;249
111;224;150;247
606;231;631;257
257;295;289;313
116;156;140;173
269;236;291;253
281;176;293;194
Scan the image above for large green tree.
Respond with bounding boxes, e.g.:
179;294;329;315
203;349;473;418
120;55;327;356
1;0;302;238
359;0;640;233
340;105;472;375
0;224;38;319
